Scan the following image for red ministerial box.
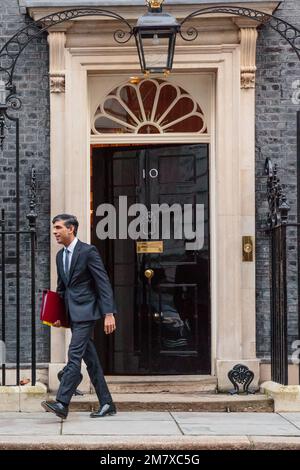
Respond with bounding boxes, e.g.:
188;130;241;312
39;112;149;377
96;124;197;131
40;290;70;328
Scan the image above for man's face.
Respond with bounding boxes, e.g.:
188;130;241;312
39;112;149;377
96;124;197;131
52;220;74;246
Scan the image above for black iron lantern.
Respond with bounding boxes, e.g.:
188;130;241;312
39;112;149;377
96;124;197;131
133;0;180;74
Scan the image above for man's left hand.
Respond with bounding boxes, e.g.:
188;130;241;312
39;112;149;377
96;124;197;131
104;314;116;335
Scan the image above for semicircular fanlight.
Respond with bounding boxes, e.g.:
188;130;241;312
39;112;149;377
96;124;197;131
91;79;207;135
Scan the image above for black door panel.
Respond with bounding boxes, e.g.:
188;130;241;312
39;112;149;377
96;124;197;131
92;144;210;374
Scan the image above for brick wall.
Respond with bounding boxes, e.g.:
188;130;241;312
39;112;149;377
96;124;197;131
0;0;50;365
256;0;300;359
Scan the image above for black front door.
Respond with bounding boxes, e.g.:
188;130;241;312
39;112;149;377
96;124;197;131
92;144;210;374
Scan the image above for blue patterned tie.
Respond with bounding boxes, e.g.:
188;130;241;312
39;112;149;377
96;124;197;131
64;248;70;280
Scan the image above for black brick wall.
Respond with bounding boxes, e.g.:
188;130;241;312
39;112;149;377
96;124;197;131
0;0;50;365
256;0;300;359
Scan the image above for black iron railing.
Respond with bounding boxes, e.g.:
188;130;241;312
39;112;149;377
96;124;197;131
265;157;300;385
0;166;37;386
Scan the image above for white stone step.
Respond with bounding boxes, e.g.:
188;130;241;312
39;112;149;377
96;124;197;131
63;392;274;413
104;375;217;394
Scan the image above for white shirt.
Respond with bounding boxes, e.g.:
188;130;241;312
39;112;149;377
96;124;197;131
63;237;78;273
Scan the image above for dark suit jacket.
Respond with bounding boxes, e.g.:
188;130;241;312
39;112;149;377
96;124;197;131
56;239;117;322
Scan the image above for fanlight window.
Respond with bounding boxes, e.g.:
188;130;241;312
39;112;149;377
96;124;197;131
91;79;207;135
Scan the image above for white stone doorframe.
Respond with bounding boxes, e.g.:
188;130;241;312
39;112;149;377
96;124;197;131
47;37;259;392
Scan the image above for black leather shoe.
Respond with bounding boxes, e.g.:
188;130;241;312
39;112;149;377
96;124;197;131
41;400;69;419
90;402;116;418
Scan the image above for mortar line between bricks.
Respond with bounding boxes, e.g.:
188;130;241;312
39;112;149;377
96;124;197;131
169;412;184;435
277;413;300;432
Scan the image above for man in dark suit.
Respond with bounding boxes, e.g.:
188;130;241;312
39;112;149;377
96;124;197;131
41;214;117;420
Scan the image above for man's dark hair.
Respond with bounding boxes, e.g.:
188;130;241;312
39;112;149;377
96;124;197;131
52;214;79;236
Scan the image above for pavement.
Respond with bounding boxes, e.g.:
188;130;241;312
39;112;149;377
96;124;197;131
1;411;300;450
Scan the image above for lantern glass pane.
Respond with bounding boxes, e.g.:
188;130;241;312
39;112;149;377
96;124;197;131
139;32;172;72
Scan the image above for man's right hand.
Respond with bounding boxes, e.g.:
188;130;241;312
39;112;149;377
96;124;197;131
53;320;61;327
104;314;116;334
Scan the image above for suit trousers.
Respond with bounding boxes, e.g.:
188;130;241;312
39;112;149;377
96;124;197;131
56;320;112;406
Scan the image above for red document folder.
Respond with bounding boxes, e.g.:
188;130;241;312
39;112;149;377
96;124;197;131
40;290;70;328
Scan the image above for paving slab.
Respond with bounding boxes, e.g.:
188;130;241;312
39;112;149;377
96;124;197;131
179;423;300;436
172;412;300;436
0;412;300;448
64;411;173;421
279;413;300;429
0;412;58;420
62;417;181;436
172;412;288;424
0;416;60;435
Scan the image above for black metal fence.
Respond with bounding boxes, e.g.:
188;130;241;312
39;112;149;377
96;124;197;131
265;153;300;385
0;166;37;386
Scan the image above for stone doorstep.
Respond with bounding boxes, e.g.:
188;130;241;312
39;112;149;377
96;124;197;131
56;393;274;413
105;375;217;394
106;375;216;383
108;384;217;394
260;381;300;412
48;368;218;394
0;383;273;413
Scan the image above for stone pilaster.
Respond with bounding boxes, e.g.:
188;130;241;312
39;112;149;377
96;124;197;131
47;32;66;93
240;28;258;89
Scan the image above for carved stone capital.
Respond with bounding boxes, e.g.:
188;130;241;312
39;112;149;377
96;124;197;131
50;73;65;93
239;28;258;89
47;32;66;93
241;68;257;89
